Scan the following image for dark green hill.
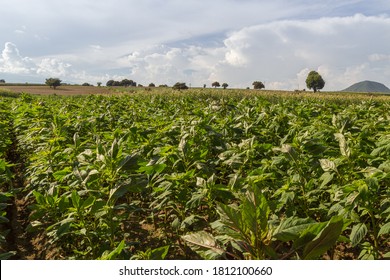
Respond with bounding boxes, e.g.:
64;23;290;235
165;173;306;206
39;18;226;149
342;80;390;93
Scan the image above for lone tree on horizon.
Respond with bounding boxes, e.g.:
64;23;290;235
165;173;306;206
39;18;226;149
45;78;62;89
212;81;220;88
222;83;228;89
173;82;189;90
306;71;325;93
252;81;265;90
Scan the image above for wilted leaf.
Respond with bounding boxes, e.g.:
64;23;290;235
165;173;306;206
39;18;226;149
182;231;225;259
334;133;351;158
319;159;337;172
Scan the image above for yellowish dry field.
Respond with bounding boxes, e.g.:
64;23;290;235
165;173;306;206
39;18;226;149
0;85;112;95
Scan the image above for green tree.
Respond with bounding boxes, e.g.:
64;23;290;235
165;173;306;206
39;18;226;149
252;81;265;90
212;81;220;88
172;82;188;90
222;83;228;89
45;78;62;89
306;71;325;93
120;79;135;87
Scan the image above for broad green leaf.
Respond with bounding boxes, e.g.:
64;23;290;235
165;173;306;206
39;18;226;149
53;167;72;182
58;196;69;213
180;215;201;230
118;154;139;171
350;223;368;247
100;240;125;260
212;184;236;202
149;245;170;260
55;222;72;239
273;217;316;242
0;251;16;260
303;216;344;259
171;217;181;231
71;190;80;209
0;216;9;223
90;199;106;216
378;222;390;237
186;191;205;209
319;172;334;188
371;143;390;157
81;195;96;210
138;163;166;175
217;203;246;240
243;188;270;237
108;180;133;203
109;138;119;159
0;159;6;172
0;202;8;211
33;191;46;206
82;169;99;186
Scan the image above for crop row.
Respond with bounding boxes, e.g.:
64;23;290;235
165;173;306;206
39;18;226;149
0;98;16;259
1;91;390;259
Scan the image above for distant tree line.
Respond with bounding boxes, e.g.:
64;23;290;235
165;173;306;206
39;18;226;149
40;70;325;93
106;79;137;87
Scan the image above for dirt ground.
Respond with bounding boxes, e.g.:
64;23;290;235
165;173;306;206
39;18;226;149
0;85;113;95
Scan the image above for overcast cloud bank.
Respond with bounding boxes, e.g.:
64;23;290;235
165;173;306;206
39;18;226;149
1;1;390;90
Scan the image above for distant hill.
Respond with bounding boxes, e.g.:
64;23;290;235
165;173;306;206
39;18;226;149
342;80;390;93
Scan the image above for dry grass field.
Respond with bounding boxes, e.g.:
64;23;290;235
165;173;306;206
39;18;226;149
0;85;112;95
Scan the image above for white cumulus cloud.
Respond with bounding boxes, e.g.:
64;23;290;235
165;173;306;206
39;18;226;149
0;42;35;74
37;58;72;77
209;14;390;90
108;13;390;90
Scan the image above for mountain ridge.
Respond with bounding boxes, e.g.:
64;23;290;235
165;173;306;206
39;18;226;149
342;80;390;93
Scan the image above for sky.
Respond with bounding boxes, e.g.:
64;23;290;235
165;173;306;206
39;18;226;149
1;0;390;90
